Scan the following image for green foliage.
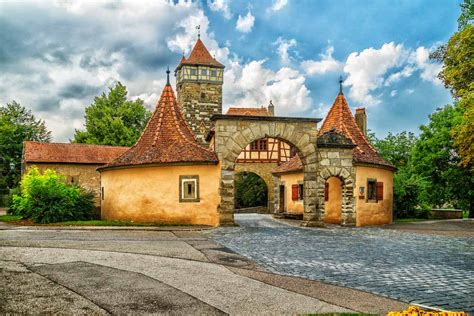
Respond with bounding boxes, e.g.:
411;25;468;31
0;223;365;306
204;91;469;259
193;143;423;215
392;169;429;219
73;82;151;146
438;25;474;98
411;105;473;213
235;172;268;209
458;0;474;30
0;101;51;190
452;89;474;169
10;167;94;224
372;131;417;169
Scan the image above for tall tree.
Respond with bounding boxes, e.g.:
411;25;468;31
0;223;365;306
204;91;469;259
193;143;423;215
73;82;151;146
372;131;417;169
411;105;473;214
433;1;474;169
0;101;51;190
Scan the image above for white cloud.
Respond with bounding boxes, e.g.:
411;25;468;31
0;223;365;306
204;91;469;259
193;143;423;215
236;11;255;33
301;46;343;75
270;0;288;11
406;89;415;94
384;66;415;86
274;37;297;64
390;90;397;97
343;42;406;106
223;59;311;115
410;47;442;85
207;0;232;19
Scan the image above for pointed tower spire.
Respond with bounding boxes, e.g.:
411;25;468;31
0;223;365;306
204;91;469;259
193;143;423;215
100;82;218;169
339;75;344;95
166;67;170;86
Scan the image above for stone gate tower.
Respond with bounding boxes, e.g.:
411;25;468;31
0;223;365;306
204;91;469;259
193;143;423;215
175;38;224;145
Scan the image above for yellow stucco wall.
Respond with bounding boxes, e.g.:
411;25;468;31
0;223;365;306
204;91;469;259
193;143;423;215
355;165;394;226
100;164;221;226
24;163;103;204
280;173;304;214
325;176;342;224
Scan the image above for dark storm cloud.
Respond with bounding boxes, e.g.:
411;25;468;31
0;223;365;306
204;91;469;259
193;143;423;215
58;84;101;99
37;97;61;112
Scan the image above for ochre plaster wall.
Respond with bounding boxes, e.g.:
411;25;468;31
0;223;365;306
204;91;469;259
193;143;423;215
325;176;342;224
24;163;103;204
280;173;304;214
100;164;221;226
355;165;394;226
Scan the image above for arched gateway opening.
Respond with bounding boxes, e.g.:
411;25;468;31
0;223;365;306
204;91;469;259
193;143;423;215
211;115;321;226
235;172;268;213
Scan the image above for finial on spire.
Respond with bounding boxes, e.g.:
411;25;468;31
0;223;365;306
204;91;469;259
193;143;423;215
166;66;170;86
196;25;201;39
338;75;344;95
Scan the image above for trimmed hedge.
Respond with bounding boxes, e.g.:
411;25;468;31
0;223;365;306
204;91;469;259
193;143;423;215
10;167;94;223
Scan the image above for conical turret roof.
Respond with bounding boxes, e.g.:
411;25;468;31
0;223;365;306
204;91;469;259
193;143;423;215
319;93;393;168
176;38;224;69
100;79;218;170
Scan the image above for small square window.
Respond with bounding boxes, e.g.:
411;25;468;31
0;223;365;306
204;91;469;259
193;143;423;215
367;179;377;201
250;139;267;151
179;175;200;202
190;68;197;76
210;70;217;77
201;69;207;76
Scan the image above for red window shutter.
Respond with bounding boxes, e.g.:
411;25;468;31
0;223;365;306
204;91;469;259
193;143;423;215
291;184;298;201
376;182;383;201
324;182;329;201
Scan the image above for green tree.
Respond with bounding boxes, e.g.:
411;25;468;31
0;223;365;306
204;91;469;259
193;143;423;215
452;91;474;169
235;172;268;209
411;105;473;214
438;25;474;98
73;82;151;146
458;0;474;30
372;131;417;169
0;101;51;190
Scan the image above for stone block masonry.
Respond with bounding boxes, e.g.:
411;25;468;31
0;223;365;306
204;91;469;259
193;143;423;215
177;82;222;146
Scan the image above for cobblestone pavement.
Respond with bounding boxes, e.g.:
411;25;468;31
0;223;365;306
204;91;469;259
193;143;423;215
206;214;474;312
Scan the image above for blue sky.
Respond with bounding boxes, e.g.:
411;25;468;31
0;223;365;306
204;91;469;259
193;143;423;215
0;0;460;141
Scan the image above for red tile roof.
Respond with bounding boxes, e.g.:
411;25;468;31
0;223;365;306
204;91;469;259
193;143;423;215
177;38;224;69
319;93;394;169
226;107;270;116
23;141;128;164
100;82;218;170
272;155;303;174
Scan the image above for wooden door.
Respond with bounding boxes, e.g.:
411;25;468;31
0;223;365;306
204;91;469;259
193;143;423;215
279;185;285;212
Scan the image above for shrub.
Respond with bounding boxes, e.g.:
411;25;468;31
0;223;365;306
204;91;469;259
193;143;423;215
10;167;94;223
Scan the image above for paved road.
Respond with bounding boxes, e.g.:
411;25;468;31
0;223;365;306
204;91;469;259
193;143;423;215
1;224;413;314
206;214;474;312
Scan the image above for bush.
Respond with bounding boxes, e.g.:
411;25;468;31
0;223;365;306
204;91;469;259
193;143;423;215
10;167;94;223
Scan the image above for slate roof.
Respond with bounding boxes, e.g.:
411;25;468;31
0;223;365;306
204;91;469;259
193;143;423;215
176;38;224;69
319;93;394;169
226;107;270;116
271;154;303;174
23;141;128;164
100;81;218;170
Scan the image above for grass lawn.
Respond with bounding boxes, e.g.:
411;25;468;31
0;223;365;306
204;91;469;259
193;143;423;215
394;218;430;223
0;215;194;227
0;215;23;222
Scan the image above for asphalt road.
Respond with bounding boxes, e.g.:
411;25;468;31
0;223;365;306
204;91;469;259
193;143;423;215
0;221;412;315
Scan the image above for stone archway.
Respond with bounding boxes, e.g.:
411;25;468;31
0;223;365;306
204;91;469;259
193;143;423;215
317;159;356;226
211;115;320;226
234;163;275;212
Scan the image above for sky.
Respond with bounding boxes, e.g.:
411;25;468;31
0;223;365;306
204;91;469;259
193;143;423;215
0;0;460;142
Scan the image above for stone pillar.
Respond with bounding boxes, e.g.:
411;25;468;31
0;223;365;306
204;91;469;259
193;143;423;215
219;167;236;226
